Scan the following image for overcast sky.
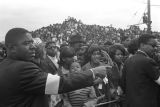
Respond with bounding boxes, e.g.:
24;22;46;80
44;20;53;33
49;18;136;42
0;0;160;41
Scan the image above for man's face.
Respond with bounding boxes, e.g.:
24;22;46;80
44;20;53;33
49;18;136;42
72;42;84;52
46;43;57;57
77;45;88;54
14;33;36;61
142;38;158;58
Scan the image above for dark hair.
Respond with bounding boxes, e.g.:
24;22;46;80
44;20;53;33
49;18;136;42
5;28;29;47
138;34;156;47
60;43;69;51
86;44;102;62
108;44;126;60
127;38;139;54
59;46;75;66
104;40;113;46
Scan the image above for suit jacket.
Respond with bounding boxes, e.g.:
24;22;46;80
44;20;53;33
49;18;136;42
121;50;160;107
0;58;94;107
40;55;58;75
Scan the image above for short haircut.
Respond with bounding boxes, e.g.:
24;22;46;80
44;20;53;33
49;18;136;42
60;46;75;58
138;34;156;47
5;28;29;47
127;38;139;54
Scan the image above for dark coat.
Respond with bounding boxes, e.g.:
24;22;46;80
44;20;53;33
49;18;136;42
40;56;58;75
0;58;94;107
121;51;160;107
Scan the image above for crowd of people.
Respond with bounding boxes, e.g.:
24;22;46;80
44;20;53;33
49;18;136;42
31;17;154;46
0;17;160;107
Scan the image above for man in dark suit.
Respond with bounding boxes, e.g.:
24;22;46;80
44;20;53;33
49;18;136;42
121;34;160;107
0;28;108;107
41;41;59;75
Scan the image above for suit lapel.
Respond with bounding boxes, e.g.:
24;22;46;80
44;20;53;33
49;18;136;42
46;56;58;71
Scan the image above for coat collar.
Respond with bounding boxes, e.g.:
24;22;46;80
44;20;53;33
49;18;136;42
136;50;149;58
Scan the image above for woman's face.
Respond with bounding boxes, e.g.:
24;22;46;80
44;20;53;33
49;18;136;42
91;50;101;64
114;49;123;64
77;46;88;65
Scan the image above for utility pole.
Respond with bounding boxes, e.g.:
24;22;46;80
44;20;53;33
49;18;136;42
147;0;152;34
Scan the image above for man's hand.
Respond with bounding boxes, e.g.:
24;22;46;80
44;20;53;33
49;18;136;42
91;65;112;79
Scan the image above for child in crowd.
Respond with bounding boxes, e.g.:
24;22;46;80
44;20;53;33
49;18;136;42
66;61;97;107
70;61;82;73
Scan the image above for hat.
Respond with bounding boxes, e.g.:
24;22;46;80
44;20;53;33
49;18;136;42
68;33;85;44
60;46;75;58
104;40;113;46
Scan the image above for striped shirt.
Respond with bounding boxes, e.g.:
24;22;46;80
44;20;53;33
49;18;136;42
67;86;96;107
